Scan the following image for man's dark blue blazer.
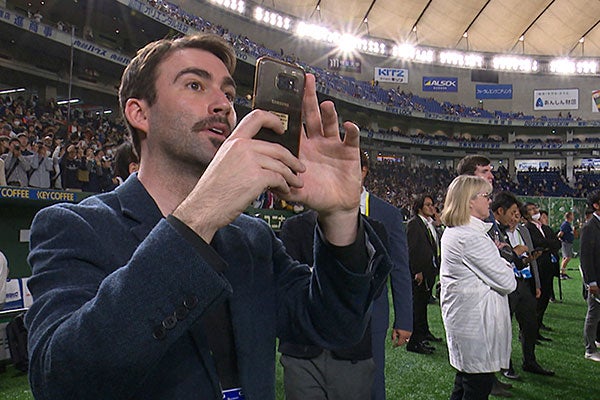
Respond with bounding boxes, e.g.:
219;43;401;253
25;175;392;400
367;193;413;400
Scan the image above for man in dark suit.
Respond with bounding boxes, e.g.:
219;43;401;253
407;194;441;354
580;190;600;362
279;152;413;400
24;34;392;400
522;202;561;339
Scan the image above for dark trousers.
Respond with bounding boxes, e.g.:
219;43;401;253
411;281;431;342
371;329;386;400
280;351;375;400
449;371;494;400
536;268;554;330
508;278;538;366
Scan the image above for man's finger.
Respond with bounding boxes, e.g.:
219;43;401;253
342;121;360;147
230;109;285;140
302;74;323;139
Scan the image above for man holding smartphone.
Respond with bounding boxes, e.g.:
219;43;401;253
25;34;391;400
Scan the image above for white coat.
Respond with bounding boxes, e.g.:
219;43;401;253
440;216;516;373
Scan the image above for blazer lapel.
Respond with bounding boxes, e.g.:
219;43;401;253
115;174;164;242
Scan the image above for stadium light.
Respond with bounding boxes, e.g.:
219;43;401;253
392;44;416;59
56;98;80;105
254;6;290;30
550;59;576;74
492;56;537;72
210;0;245;14
0;87;26;95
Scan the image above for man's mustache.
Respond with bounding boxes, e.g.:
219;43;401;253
191;116;232;134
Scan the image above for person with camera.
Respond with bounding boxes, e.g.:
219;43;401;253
28;140;54;188
1;137;31;186
25;33;391;400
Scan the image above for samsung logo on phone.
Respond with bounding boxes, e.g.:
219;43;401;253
271;99;289;107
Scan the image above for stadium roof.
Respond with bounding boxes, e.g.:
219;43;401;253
268;0;600;57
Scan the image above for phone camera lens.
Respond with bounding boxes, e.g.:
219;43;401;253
277;74;296;91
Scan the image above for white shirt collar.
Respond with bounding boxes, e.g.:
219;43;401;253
360;187;367;215
469;215;493;233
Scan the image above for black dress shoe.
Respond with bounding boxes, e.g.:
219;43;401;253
421;341;436;351
495;378;513;389
502;368;521;381
537;334;552;342
490;384;513;398
522;362;555;376
406;341;433;354
540;324;553;332
425;332;443;342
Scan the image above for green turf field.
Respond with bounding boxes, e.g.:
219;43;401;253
0;267;595;399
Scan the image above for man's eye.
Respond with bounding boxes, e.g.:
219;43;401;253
225;93;235;102
188;82;202;91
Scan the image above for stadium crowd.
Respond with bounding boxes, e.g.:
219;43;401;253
18;0;596;132
0;94;137;191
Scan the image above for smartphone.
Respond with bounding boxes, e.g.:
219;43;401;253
252;57;305;157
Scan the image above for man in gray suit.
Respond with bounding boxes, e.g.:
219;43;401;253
492;191;554;378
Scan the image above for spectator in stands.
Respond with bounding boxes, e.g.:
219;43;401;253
558;212;575;279
59;144;84;190
28;140;54;188
1;123;15;138
25;33;391;400
2;138;31;186
0;136;9;155
0;156;5;186
17;133;33;156
113;141;139;184
440;175;515;400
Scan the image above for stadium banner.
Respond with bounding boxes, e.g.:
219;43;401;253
0;186;90;203
0;7;131;66
592;90;600;112
374;67;408;83
3;279;23;310
476;84;513;99
581;158;600;168
533;88;578;110
123;0;193;34
422;77;458;92
328;57;361;73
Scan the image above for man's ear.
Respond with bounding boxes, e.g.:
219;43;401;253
124;98;149;139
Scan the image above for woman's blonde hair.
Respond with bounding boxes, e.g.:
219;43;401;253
441;175;492;227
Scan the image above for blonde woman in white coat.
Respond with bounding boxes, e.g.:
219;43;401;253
440;175;516;400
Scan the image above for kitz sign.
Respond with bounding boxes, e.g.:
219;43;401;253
422;77;458;92
374;67;408;83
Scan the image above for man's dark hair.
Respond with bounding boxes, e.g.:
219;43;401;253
412;194;433;217
585;206;595;216
491;191;521;213
520;202;537;219
587;190;600;209
118;34;236;159
114;141;139;181
456;155;491;176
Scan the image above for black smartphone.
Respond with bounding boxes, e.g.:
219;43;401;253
252;57;305;157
